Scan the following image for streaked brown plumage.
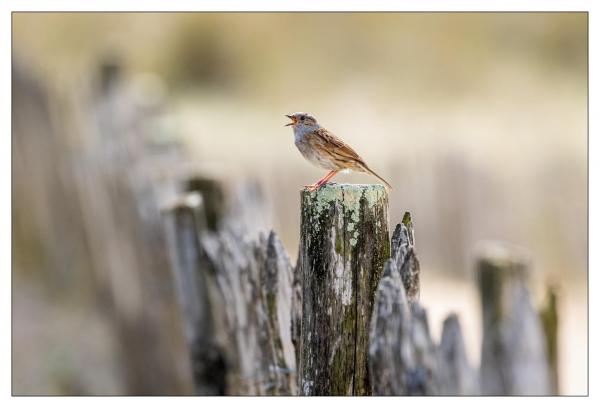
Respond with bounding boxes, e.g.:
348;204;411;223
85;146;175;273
285;112;392;191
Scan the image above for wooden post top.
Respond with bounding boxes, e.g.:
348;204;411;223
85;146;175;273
300;183;388;201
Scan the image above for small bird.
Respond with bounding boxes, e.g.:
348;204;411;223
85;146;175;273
285;112;392;191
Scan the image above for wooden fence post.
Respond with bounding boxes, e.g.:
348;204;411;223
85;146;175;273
164;184;296;395
369;213;478;396
164;182;555;397
368;259;414;395
163;192;226;395
296;183;390;395
477;243;552;395
390;213;420;303
370;215;439;395
437;314;479;395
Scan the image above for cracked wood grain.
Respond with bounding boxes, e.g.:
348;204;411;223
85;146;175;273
296;183;390;395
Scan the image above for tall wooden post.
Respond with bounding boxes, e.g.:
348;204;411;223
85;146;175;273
163;192;226;395
296;184;390;395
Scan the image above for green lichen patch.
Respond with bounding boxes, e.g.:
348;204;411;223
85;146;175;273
305;184;385;214
303;183;387;240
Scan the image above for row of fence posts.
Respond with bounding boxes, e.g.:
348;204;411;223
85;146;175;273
13;58;558;395
163;181;558;396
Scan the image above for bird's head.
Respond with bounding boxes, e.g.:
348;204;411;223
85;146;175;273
285;112;318;128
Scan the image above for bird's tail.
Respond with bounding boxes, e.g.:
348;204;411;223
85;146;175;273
361;164;392;190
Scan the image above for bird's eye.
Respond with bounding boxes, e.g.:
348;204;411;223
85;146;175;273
300;116;305;121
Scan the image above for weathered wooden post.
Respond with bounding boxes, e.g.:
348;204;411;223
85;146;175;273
437;314;479;395
477;243;551;395
368;259;413;395
164;184;297;395
296;183;390;395
163;192;227;395
390;213;420;303
369;214;442;396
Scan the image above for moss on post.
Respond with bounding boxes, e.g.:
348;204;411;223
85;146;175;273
296;183;390;395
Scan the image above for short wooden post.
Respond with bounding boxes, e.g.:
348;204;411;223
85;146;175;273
477;243;551;395
368;260;413;395
438;314;479;395
369;215;441;396
296;183;390;395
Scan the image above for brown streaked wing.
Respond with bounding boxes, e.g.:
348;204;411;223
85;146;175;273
310;128;366;168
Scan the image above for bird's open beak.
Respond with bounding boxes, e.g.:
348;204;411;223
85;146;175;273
285;114;296;126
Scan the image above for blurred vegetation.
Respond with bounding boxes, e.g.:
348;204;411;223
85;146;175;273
13;13;587;96
12;13;587;395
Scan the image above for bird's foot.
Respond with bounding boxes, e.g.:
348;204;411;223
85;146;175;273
304;180;328;192
304;183;321;192
304;170;340;192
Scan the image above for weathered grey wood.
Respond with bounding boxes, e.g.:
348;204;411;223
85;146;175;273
13;59;192;394
390;212;420;303
368;260;412;395
163;193;226;395
297;183;390;395
263;231;297;394
408;303;439;395
477;243;551;395
370;214;482;396
199;229;296;395
368;262;439;395
164;183;296;395
437;314;479;395
291;259;303;384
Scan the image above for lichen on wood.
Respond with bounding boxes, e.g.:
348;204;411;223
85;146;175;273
297;183;390;395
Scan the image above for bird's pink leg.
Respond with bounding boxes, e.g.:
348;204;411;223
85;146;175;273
305;171;334;190
305;170;339;191
319;170;339;185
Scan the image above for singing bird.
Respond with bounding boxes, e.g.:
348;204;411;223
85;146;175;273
285;112;392;191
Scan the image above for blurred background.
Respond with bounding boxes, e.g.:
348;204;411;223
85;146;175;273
12;13;587;395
